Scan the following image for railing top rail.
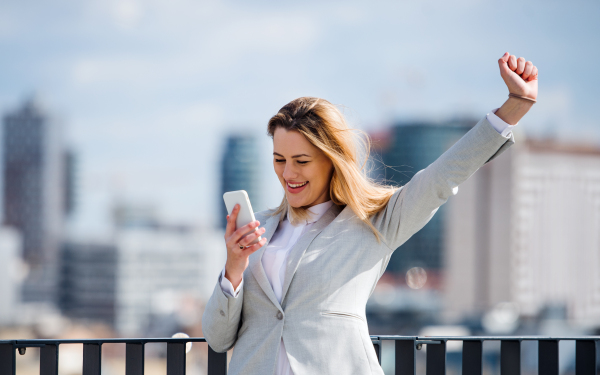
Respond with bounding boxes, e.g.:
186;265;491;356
375;335;600;341
0;337;207;345
2;335;599;346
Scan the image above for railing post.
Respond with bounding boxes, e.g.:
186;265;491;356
40;343;59;375
426;341;446;375
575;340;597;375
372;338;382;364
126;343;145;375
500;340;520;375
208;345;228;375
83;343;102;375
395;340;416;375
538;340;559;375
167;342;186;375
462;340;482;375
0;343;16;375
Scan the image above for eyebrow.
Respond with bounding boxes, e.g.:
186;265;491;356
273;152;311;158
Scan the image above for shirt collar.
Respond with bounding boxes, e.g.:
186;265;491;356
286;200;333;226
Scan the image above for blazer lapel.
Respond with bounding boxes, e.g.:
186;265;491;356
280;204;342;307
249;211;283;311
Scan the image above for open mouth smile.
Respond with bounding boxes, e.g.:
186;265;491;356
286;181;308;193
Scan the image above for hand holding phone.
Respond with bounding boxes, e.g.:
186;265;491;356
223;190;267;289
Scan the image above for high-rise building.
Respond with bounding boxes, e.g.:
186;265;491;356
2;98;72;303
220;134;264;228
444;139;600;325
370;119;474;275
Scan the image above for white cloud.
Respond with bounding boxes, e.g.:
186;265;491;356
72;57;157;86
111;0;144;29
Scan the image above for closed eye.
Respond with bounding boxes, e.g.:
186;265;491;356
274;159;309;164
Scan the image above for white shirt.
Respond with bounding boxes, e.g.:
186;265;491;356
218;110;514;374
220;200;333;375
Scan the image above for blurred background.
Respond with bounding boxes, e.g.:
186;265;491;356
1;0;599;373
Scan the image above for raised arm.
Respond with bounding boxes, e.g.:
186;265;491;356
371;53;537;251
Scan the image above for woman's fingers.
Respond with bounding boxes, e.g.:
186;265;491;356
508;55;518;71
502;53;537;81
498;52;511;77
239;227;266;247
224;204;240;237
528;66;538;81
516;57;526;75
522;61;534;80
231;220;260;244
242;237;268;255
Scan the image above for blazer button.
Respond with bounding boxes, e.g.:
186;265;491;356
276;311;283;320
220;310;225;317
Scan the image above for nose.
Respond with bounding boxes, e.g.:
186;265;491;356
282;162;298;181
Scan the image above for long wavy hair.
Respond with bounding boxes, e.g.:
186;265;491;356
267;97;398;241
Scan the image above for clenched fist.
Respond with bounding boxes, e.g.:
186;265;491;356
498;52;538;101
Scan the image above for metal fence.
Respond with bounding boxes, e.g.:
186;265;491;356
1;336;598;374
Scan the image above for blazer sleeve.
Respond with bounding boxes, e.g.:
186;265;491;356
201;273;244;352
370;116;514;251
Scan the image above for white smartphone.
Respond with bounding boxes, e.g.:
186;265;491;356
223;190;262;246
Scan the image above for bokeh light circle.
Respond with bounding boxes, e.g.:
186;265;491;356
406;267;427;289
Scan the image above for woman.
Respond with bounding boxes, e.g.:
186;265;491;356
202;52;538;375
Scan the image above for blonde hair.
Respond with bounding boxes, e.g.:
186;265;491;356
267;97;398;241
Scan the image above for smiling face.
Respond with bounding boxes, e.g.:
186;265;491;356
273;127;334;208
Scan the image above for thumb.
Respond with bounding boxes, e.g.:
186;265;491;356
498;52;511;76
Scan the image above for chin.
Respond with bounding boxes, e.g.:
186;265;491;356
286;195;307;208
287;199;303;208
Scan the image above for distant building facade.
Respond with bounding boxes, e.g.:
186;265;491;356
59;222;226;335
59;242;117;326
114;224;225;335
0;227;23;325
58;203;226;335
444;139;600;325
220;135;263;228
2;98;72;303
371;119;474;275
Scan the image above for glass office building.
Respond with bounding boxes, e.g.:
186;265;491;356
219;135;264;228
371;119;474;274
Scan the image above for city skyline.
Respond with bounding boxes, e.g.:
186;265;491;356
0;0;598;236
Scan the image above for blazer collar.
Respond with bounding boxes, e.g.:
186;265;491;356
249;204;343;312
280;203;342;307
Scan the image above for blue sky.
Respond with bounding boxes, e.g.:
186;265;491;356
1;0;598;238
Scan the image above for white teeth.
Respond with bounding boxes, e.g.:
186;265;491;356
288;181;308;188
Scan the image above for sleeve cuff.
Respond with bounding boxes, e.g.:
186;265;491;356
219;267;243;298
486;108;516;138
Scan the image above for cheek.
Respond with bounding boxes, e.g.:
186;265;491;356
306;166;326;186
274;164;285;180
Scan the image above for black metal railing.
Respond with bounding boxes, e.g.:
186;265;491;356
1;335;598;374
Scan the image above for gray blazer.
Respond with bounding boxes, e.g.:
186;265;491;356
202;117;514;375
